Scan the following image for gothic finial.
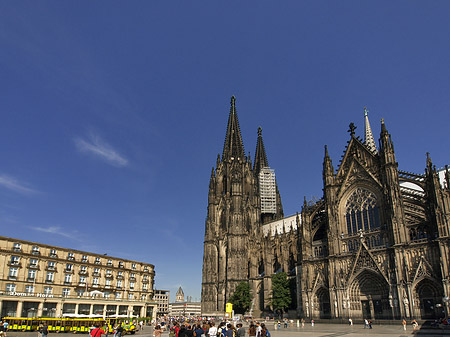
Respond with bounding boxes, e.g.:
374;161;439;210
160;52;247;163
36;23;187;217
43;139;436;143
348;122;356;137
231;95;236;107
258;126;262;136
364;106;369;117
426;152;432;168
324;145;329;157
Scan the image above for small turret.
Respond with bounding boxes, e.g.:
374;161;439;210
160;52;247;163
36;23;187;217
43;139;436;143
379;118;396;165
323;145;335;186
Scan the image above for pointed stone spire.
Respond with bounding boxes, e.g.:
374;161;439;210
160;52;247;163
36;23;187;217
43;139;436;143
379;118;396;164
222;96;245;161
209;167;216;190
323;145;335;186
364;107;377;153
254;126;269;177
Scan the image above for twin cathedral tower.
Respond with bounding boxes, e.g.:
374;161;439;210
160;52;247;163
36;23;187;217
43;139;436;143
201;97;450;320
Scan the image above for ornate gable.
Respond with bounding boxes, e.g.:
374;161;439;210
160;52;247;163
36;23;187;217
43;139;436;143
413;255;434;283
348;239;388;284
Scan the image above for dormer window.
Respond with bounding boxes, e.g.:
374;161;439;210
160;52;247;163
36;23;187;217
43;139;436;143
107;260;113;266
118;262;124;268
95;257;101;265
131;264;136;270
13;243;21;252
32;246;40;255
82;255;88;263
67;252;74;260
50;249;57;257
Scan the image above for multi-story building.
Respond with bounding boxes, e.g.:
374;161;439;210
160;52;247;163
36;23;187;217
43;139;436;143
153;290;169;316
0;236;157;319
169;287;201;317
201;97;450;320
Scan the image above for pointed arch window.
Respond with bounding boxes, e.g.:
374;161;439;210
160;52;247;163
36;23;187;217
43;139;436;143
345;188;380;235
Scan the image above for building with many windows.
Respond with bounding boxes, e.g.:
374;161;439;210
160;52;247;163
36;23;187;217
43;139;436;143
169;287;201;317
0;236;157;319
153;290;170;317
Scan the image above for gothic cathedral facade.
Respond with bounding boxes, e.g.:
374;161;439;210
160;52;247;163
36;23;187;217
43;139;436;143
201;97;450;320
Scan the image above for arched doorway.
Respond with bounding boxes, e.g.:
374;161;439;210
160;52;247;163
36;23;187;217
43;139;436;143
315;287;331;319
415;279;444;319
349;269;392;319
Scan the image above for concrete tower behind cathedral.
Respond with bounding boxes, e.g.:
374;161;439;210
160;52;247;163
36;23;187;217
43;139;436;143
201;97;283;315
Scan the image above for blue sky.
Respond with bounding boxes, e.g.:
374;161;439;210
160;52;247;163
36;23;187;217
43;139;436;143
1;1;449;301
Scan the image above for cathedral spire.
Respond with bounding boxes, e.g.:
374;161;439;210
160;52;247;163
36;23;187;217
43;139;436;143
364;107;377;153
222;96;245;161
254;126;269;177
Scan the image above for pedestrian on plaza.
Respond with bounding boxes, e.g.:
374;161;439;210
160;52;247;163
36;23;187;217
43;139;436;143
178;325;187;337
412;319;418;331
348;318;353;326
402;319;407;331
363;319;369;329
208;322;217;337
248;323;256;337
368;320;372;329
256;322;263;337
39;324;49;337
175;323;181;337
261;323;269;337
301;318;305;328
115;324;124;337
224;324;234;337
194;324;204;337
140;321;144;331
236;323;245;337
90;322;106;337
154;325;164;337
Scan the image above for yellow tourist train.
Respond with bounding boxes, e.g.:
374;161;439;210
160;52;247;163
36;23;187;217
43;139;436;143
1;317;138;334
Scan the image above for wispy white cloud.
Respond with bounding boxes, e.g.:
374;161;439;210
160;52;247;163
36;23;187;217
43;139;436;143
0;174;38;195
29;225;79;240
74;132;128;167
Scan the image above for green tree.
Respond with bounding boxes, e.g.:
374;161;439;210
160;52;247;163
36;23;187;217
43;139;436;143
271;272;291;314
229;281;252;314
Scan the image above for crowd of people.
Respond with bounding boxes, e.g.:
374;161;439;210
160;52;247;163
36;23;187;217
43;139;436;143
163;321;270;337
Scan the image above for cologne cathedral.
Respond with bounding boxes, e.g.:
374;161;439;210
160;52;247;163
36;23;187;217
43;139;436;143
201;97;450;321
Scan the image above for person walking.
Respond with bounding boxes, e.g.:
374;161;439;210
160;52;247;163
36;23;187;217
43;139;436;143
248;323;256;337
39;324;49;337
90;322;107;337
402;319;407;331
154;325;164;337
236;324;245;337
208;323;217;337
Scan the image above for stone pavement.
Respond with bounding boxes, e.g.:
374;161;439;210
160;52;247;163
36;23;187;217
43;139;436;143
4;324;450;337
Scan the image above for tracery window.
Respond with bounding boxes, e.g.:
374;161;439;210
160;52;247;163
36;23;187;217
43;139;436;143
345;188;380;235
